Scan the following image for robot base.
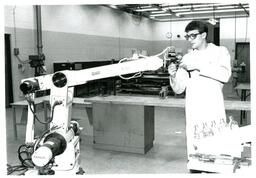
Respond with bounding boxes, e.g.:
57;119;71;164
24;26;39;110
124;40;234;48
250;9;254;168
26;135;85;175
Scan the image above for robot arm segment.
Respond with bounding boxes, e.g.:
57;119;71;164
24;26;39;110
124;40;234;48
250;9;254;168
20;74;53;95
19;55;164;94
70;56;163;85
20;79;40;95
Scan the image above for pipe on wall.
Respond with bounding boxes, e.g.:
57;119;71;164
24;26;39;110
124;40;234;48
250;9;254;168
30;5;46;77
35;5;43;56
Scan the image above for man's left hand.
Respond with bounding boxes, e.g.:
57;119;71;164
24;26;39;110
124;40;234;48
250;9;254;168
179;58;201;71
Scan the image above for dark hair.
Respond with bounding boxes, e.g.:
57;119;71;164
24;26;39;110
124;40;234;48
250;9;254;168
185;20;208;34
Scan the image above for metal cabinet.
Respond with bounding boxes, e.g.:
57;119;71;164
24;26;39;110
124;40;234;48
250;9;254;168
92;102;154;154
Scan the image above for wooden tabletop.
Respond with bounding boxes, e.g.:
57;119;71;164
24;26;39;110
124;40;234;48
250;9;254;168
10;95;250;111
73;97;92;107
10;96;49;106
235;83;250;90
84;95;251;111
10;95;91;107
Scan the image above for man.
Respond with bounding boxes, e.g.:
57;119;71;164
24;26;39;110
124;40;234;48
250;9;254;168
168;21;232;167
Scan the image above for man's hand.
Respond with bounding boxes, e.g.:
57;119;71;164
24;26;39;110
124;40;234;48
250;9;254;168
179;60;200;71
168;63;178;78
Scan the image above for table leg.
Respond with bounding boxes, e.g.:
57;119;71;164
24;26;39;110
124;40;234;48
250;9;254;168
240;89;247;125
12;107;17;140
44;101;48;130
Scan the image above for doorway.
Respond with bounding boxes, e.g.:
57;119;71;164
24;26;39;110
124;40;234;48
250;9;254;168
5;34;13;107
235;42;250;83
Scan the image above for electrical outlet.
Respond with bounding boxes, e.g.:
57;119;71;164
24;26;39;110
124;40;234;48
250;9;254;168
18;64;23;69
14;48;19;55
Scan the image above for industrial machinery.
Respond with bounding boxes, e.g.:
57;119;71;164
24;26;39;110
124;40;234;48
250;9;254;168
16;47;171;175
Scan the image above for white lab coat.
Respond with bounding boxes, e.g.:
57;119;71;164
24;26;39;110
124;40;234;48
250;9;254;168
170;43;232;157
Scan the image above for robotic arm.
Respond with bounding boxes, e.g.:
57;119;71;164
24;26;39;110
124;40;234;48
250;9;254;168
19;48;170;175
20;55;164;93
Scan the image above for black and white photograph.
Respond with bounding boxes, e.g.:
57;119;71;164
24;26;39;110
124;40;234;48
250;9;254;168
1;0;255;175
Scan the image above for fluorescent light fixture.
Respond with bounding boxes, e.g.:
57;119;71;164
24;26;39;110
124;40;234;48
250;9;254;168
188;4;217;8
188;7;214;11
109;5;118;9
150;13;172;17
135;8;159;12
166;8;191;12
139;5;152;8
162;7;171;11
216;6;241;9
151;10;167;14
161;4;176;7
162;7;189;12
176;8;248;15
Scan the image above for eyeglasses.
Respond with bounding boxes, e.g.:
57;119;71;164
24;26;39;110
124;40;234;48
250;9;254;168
184;32;202;40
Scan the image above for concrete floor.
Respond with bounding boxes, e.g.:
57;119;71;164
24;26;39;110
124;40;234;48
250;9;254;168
5;83;250;174
5;106;188;174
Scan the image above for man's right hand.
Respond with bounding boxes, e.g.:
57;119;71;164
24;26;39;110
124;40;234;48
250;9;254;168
168;63;177;78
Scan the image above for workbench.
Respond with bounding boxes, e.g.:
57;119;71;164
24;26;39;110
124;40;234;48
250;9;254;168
83;95;250;154
84;95;251;111
11;95;250;154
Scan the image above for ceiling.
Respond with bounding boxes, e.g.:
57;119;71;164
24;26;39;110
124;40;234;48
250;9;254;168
107;3;249;22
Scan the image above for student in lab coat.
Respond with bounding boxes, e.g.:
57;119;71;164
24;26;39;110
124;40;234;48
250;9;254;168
168;21;232;162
